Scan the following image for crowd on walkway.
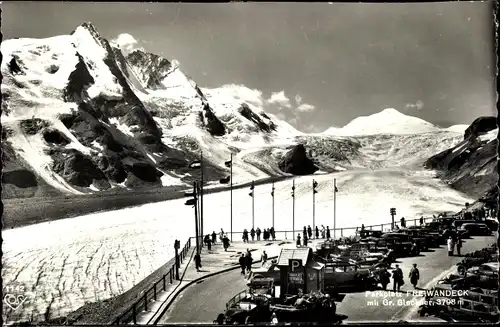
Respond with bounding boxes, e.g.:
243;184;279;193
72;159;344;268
241;227;276;242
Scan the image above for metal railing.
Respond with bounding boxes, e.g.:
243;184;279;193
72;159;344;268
113;237;201;324
226;216;437;241
226;289;249;309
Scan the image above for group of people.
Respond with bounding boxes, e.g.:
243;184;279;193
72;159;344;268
242;227;276;242
202;229;231;251
296;225;332;247
375;263;420;292
238;249;268;276
447;234;463;256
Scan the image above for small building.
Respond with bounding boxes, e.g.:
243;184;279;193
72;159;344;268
276;247;325;297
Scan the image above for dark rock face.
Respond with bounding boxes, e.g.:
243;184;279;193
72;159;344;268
63;52;95;102
238;103;277;133
51;149;111;189
43;129;71;145
127;162;162;182
2;170;38;188
127;50;172;89
19;118;50;135
464;116;497;140
279;144;319;175
201;103;226;136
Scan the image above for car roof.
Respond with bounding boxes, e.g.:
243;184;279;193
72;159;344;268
481;262;499;270
462;223;487;226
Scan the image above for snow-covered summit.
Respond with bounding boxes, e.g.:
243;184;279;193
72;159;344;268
323;108;442;136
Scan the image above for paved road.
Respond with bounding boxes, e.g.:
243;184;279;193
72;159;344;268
157;235;495;323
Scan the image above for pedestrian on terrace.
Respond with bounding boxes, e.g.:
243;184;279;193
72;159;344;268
211;231;217;244
250;228;256;241
222;234;230;251
219;229;225;243
400;217;406;228
456;237;462;256
419;217;424;226
243;229;249;243
261;250;268;266
447;236;454;256
296;234;302;247
392;264;404;292
256;228;261;241
270;227;276;241
326;226;331;240
361;224;365;231
303;226;307;239
321;225;326;239
303;233;308;247
194;252;202;272
263;229;269;241
206;236;212;251
409;264;420;289
307;225;312;239
245;251;253;273
239;254;246;275
315;226;319;239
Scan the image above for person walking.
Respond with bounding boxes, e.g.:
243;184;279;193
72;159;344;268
219;229;225;243
194;252;202;272
203;234;210;247
263;229;269;241
250;228;256;241
211;231;217;244
307;225;312;239
321;225;326;239
326;226;331;240
303;233;308;247
243;229;249;243
456;237;463;256
447;236;454;256
315;226;319;239
409;264;420;289
222;234;230;251
392;264;404;292
206;236;212;251
296;234;302;247
400;217;406;228
419;216;424;226
256;228;261;241
239;254;246;275
380;268;391;290
261;250;268;266
303;226;307;239
270;227;276;241
245;251;253;274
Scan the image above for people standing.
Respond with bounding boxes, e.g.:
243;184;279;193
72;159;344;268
380;268;390;290
361;224;365;231
239;254;246;275
211;231;217;244
400;217;406;228
270;227;276;241
250;228;256;241
419;217;424;226
303;233;308;247
263;229;269;241
392;264;404;292
307;225;312;239
409;264;420;289
222;234;230;251
261;250;268;266
256;228;261;241
296;234;302;247
315;226;319;239
303;226;307;239
321;225;326;239
456;237;462;256
447;236;454;256
206;236;212;251
219;229;225;243
194;252;202;272
326;226;331;240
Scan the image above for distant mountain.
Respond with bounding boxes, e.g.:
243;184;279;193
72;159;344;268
445;124;469;134
323;108;443;136
0;22;473;199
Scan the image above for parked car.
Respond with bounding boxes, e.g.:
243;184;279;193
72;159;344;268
453;219;497;231
380;233;419;256
323;261;376;293
458;223;491;236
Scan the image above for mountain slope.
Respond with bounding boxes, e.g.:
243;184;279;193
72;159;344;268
425;116;498;200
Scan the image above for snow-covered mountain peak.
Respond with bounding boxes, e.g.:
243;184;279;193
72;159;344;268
324;107;440;136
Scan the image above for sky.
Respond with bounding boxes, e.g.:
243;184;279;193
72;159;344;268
2;2;496;132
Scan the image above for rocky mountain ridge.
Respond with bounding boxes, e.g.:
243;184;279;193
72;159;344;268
1;22;475;200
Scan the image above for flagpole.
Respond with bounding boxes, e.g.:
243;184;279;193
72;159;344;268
334;178;337;240
292;179;295;240
252;182;255;230
230;153;233;242
313;180;316;237
272;182;275;230
200;151;204;240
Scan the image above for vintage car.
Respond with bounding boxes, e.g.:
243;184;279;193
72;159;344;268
453;218;498;231
219;291;346;324
457;223;492;236
323;260;376;293
397;229;433;251
466;262;498;281
251;261;280;283
357;230;384;240
405;226;445;244
380;233;419;257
